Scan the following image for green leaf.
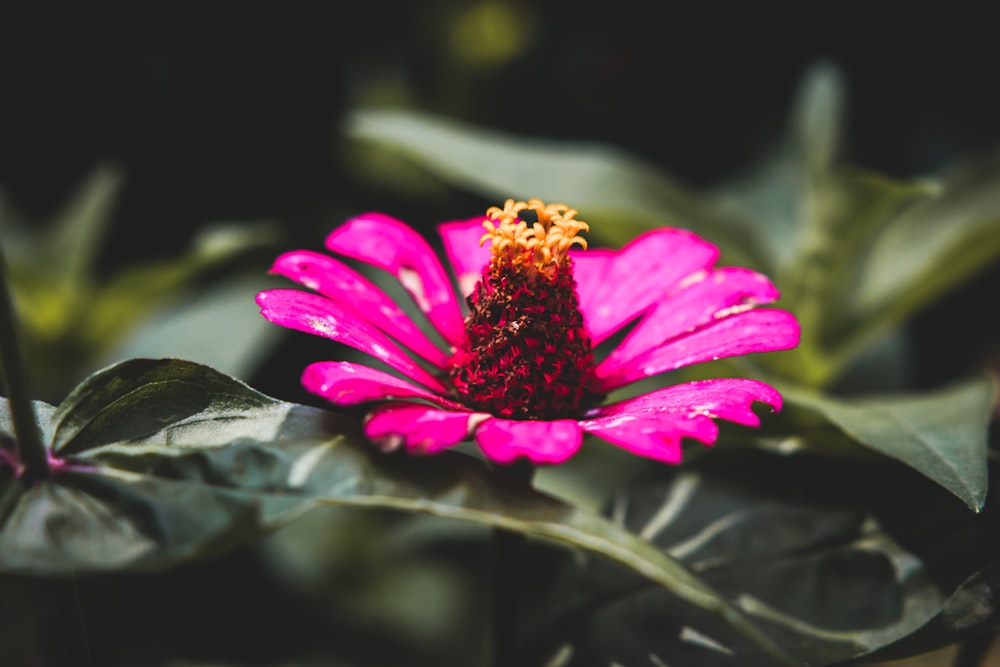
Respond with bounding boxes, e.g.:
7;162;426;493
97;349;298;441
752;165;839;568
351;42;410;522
525;449;999;666
778;375;996;511
0;359;797;664
0;359;339;571
346;108;767;268
848;155;1000;346
861;560;1000;661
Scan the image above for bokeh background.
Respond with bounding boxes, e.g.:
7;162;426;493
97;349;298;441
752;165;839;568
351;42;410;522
4;3;1000;253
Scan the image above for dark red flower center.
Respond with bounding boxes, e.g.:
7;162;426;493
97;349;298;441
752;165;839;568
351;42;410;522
447;199;603;420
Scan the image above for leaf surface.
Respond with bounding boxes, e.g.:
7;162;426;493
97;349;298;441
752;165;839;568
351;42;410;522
0;359;796;663
779;376;996;511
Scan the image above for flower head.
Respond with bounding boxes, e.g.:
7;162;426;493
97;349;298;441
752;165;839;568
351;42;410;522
256;199;800;465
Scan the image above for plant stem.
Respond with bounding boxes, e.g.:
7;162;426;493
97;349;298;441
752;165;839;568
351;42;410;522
0;245;48;481
490;459;534;667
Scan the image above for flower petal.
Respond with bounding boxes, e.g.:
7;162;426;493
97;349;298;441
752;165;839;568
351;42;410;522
474;418;583;465
596;308;800;391
572;228;719;345
256;289;447;393
325;212;466;345
365;403;489;455
580;378;782;463
438;216;491;298
601;267;780;375
271;250;449;367
302;361;465;409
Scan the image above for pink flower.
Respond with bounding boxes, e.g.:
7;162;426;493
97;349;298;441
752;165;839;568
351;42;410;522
256;199;800;465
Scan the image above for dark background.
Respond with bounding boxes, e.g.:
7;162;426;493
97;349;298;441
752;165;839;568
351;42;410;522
2;3;999;257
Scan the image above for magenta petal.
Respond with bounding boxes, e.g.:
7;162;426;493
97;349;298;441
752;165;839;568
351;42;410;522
271;250;449;367
439;216;491;298
365;403;489;455
256;289;447;393
580;378;782;463
597;308;800;391
302;361;465;409
325;212;466;346
474;418;583;465
601;267;781;375
572;228;719;345
581;413;707;463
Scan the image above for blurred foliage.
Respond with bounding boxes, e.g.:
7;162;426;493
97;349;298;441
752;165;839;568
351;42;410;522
0;165;280;403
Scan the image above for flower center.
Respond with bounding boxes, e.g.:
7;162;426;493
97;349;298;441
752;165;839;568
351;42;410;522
448;199;603;420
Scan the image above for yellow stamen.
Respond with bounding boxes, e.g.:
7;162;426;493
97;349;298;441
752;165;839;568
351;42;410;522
479;198;589;270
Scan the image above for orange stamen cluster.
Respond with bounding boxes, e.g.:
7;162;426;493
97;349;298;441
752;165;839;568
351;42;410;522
480;198;589;272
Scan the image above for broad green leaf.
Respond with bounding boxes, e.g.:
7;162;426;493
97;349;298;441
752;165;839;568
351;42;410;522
526;449;998;666
0;359;796;664
346;108;767;268
0;361;334;571
778;375;996;511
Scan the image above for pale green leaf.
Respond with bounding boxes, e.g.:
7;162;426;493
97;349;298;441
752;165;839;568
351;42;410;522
849;156;1000;339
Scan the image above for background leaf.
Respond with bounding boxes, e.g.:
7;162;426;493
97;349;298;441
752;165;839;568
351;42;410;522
847;155;1000;347
346;108;768;268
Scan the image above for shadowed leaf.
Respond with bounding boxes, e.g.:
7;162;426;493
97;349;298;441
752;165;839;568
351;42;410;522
0;359;796;664
525;449;1000;666
779;376;996;511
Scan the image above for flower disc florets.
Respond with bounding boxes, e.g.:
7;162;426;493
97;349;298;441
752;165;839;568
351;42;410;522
449;199;602;420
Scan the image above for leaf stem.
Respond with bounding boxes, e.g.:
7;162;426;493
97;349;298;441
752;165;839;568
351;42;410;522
490;459;535;667
0;245;48;481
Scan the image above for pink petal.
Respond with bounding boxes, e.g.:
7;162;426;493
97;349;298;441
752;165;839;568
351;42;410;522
256;289;447;393
302;361;465;409
365;403;489;455
601;267;780;375
571;228;719;345
325;212;466;346
438;216;492;299
271;250;449;367
474;418;583;465
580;378;782;463
597;308;800;391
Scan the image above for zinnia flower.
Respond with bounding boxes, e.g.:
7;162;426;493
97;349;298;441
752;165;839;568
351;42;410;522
256;199;799;465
